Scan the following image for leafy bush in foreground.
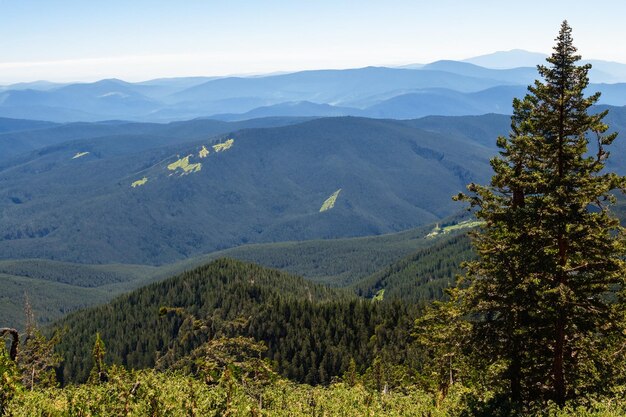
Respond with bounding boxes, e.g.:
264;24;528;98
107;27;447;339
3;360;626;416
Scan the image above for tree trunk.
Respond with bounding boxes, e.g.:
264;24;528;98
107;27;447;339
553;312;566;405
448;355;452;386
510;343;521;404
553;76;567;406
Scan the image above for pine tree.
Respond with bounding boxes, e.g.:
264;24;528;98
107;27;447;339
456;21;626;407
89;333;108;383
413;291;471;401
343;358;359;386
18;295;62;390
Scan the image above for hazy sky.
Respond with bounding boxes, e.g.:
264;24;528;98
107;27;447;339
1;0;625;83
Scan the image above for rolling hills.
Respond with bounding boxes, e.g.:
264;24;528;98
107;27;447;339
210;83;626;121
0;116;313;164
3;56;626;123
4;105;626;327
0;212;470;328
168;66;516;110
54;258;418;385
0;116;497;265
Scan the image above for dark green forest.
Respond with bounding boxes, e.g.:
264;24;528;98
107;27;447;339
55;259;419;386
0;214;467;328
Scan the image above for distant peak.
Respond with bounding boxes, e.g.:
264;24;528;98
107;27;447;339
98;78;127;85
424;60;481;68
463;49;548;69
498;48;540;53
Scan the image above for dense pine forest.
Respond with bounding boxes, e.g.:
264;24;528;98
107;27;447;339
54;259;418;385
2;258;625;416
3;21;626;417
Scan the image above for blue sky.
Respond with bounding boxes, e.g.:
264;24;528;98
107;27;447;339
1;0;624;83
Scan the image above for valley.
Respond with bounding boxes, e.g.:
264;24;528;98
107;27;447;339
3;104;626;330
0;213;471;328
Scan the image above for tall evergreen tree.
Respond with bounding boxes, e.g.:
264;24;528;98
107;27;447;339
457;21;626;407
18;302;62;390
88;333;108;383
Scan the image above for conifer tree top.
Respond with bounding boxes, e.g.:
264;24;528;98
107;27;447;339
546;21;581;68
455;21;626;409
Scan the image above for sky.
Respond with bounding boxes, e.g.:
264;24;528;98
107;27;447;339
1;0;625;83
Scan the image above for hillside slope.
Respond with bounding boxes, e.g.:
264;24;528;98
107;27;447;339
353;232;474;302
55;259;417;386
0;116;495;264
0;116;313;164
0;214;457;328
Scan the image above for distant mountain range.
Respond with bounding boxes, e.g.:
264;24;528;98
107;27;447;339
462;49;626;82
463;49;548;69
2;52;626;123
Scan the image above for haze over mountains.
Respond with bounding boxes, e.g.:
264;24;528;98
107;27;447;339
2;50;626;123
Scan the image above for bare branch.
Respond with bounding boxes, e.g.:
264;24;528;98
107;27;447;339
0;327;19;361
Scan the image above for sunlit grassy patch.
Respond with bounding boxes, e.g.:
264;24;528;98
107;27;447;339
131;177;148;188
320;189;342;212
443;220;483;232
167;155;202;175
72;152;89;159
213;138;234;152
199;146;210;158
426;220;484;238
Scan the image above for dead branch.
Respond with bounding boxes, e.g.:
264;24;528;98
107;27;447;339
0;328;19;361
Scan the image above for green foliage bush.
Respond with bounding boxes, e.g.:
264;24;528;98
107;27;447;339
4;367;626;416
0;345;22;415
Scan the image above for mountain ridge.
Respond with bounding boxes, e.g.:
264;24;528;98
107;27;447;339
0;115;497;265
3;59;626;122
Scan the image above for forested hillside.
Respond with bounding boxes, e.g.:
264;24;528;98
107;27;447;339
4;108;626;269
0;214;474;328
0;116;312;164
353;233;473;302
55;259;418;386
0;116;495;265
